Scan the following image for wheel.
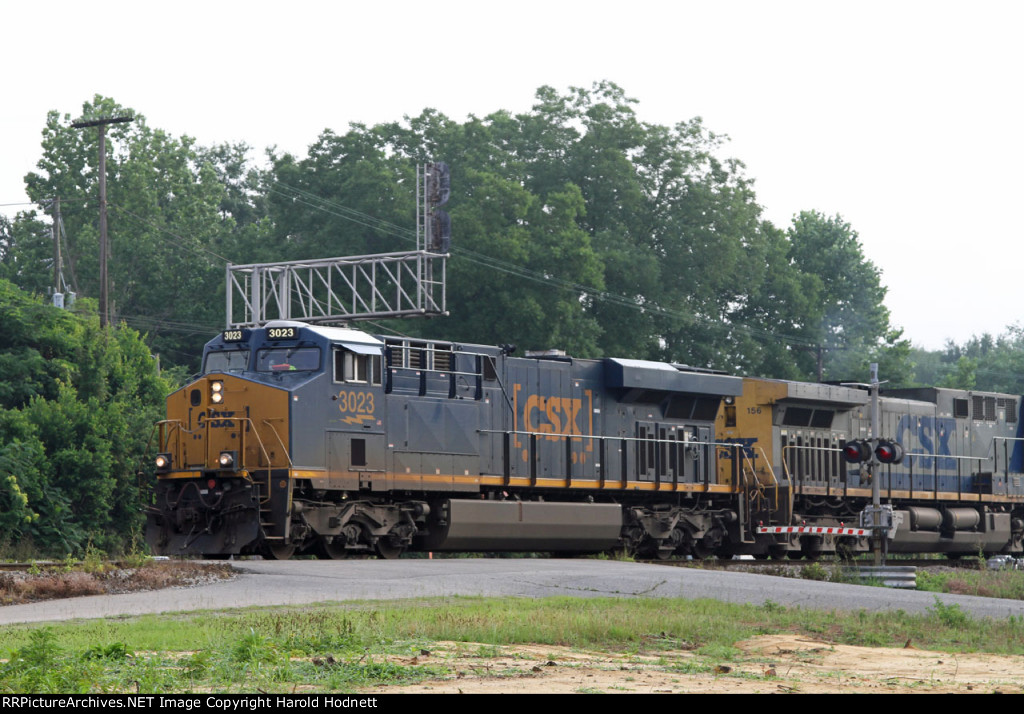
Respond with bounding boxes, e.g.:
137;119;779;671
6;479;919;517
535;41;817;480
261;543;296;560
691;541;714;559
374;538;405;560
315;539;350;560
314;538;372;560
801;536;822;561
655;545;675;561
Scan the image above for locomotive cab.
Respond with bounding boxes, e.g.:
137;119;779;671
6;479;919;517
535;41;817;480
147;321;389;558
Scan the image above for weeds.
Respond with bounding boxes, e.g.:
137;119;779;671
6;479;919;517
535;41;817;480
928;598;970;628
800;562;830;581
918;568;1024;601
0;560;232;606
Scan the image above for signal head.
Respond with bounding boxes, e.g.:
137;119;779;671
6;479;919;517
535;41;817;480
842;439;872;463
875;439;904;465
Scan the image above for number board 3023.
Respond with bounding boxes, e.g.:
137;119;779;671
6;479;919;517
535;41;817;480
267;327;297;340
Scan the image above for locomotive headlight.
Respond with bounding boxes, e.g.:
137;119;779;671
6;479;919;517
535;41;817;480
155;453;172;472
210;381;225;404
218;450;237;468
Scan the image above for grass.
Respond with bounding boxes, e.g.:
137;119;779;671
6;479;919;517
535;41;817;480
917;566;1024;600
1;595;1024;693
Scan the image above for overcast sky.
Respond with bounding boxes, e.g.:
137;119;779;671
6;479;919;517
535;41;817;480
2;0;1021;351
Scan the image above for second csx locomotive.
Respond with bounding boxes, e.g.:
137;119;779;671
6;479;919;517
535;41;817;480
146;321;1024;559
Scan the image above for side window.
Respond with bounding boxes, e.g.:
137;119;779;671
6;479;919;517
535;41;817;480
724;405;737;428
334;349;382;385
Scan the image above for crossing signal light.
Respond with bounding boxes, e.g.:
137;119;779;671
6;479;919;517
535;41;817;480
842;439;872;463
875;439;904;465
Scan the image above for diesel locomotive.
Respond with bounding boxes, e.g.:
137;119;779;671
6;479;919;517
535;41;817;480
145;321;1024;559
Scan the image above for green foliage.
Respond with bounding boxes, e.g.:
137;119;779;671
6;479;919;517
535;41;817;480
0;280;172;555
910;325;1024;394
785;211;910;382
928;597;970;628
16;96;238;371
254;82;898;374
800;561;830;581
3;85;908;379
917;567;1024;601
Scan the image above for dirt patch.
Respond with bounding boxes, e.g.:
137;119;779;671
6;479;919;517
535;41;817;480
0;561;234;605
363;636;1024;694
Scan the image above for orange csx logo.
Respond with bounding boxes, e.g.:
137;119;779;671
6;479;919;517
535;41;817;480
523;394;583;440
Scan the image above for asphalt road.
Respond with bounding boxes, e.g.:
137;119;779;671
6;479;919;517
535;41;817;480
3;559;1024;625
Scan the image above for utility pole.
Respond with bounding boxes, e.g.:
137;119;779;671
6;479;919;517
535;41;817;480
793;344;831;382
51;196;61;293
71;115;133;328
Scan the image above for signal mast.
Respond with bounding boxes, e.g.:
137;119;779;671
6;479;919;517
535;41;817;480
841;363;903;565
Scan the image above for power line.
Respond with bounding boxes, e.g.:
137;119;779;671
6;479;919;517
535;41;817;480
107;204;235;264
267;180;823;349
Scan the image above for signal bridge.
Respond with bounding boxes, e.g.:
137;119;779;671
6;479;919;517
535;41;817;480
225;163;450;328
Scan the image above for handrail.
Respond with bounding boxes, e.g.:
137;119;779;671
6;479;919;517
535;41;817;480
154;414;289;497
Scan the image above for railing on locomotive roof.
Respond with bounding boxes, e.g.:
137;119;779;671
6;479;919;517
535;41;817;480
478;429;782;537
384;341;494;400
780;442;844;487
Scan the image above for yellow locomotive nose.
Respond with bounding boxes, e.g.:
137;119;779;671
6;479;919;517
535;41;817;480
159;374;291;475
149;371;293;556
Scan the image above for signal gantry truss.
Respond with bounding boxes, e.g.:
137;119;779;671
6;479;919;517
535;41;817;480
225;250;447;327
225;163;450;328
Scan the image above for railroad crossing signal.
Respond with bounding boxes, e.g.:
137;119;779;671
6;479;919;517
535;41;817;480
842;438;904;464
874;439;904;464
842;439;872;463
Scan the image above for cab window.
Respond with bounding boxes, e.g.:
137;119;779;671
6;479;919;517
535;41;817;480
204;350;250;374
256;347;321;372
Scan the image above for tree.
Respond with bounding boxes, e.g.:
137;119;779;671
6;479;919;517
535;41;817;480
0;212;56;297
786;211;907;381
0;279;172;554
21;96;235;369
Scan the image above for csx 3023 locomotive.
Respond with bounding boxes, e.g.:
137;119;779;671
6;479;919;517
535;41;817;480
146;321;1024;559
